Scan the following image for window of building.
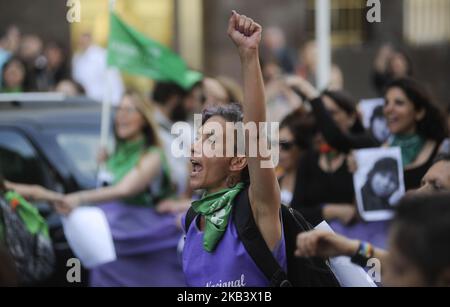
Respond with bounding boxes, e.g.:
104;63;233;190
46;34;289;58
306;0;370;47
404;0;450;45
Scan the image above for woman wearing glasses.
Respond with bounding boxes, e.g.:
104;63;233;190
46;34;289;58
278;109;315;206
291;90;363;228
54;90;185;286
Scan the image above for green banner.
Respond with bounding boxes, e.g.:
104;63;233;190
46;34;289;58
107;12;202;90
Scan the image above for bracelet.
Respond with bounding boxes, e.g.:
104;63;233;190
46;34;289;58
350;241;374;267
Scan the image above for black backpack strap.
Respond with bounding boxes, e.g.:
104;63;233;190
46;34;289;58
233;188;292;287
184;206;198;233
281;205;340;287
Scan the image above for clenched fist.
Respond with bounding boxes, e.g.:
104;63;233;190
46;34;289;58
227;10;262;56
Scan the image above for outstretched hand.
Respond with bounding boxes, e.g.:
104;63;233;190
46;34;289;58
295;230;359;259
53;193;81;216
227;10;262;56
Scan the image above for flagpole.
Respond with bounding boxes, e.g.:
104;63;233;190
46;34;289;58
97;0;117;178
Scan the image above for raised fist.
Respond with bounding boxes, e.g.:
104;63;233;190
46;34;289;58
227;10;262;55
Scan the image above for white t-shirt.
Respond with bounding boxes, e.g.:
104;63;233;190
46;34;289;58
72;45;124;105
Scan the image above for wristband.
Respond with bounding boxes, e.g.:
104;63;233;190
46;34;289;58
350;241;374;267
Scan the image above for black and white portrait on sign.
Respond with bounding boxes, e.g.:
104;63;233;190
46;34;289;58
358;98;391;143
353;147;405;221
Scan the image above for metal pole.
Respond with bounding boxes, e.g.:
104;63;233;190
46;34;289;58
99;0;117;150
315;0;331;90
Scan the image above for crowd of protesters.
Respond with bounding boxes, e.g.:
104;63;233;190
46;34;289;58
1;11;450;287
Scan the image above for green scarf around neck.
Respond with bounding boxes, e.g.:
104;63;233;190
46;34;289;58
390;134;426;166
106;137;173;205
191;182;245;252
107;137;146;184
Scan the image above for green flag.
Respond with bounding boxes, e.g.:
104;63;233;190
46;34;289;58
107;12;202;90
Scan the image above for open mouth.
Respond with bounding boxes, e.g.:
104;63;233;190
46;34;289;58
190;158;204;175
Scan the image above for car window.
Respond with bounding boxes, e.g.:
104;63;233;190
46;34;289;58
55;132;110;180
0;129;48;185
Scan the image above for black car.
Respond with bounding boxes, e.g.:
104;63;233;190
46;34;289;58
0;95;113;286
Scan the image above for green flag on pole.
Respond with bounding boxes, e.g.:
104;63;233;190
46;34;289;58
107;12;202;90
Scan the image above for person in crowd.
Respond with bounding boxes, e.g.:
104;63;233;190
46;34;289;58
203;77;229;106
182;11;286;287
296;40;344;90
151;80;202;197
290;90;362;227
1;57;26;93
289;85;394;247
294;76;447;191
278;109;316;205
0;26;21;87
72;32;124;104
296;40;317;84
54;79;85;97
416;154;450;193
17;34;46;91
296;192;450;287
216;75;244;104
264;68;304;123
372;44;413;95
261;26;296;74
54;90;185;286
0;25;20;55
36;41;70;91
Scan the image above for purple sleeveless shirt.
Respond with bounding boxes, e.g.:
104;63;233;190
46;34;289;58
182;212;287;287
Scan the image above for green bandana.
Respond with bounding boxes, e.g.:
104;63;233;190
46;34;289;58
4;191;49;239
390;134;426;166
106;137;173;205
107;137;147;184
191;183;245;252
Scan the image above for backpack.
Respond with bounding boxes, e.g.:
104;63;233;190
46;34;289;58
185;188;340;287
0;192;55;285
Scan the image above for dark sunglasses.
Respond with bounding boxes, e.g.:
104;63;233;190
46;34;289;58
279;141;295;151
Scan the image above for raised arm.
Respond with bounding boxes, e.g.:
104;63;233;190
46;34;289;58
55;151;161;215
227;11;281;250
287;76;378;152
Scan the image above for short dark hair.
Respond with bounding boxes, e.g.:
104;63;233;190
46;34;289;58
202;103;249;184
280;109;316;150
152;82;187;105
393;193;450;285
322;90;356;115
1;57;26;88
384;78;447;142
322;90;365;134
202;102;243;125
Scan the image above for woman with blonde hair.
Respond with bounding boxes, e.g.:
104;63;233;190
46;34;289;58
55;89;185;286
